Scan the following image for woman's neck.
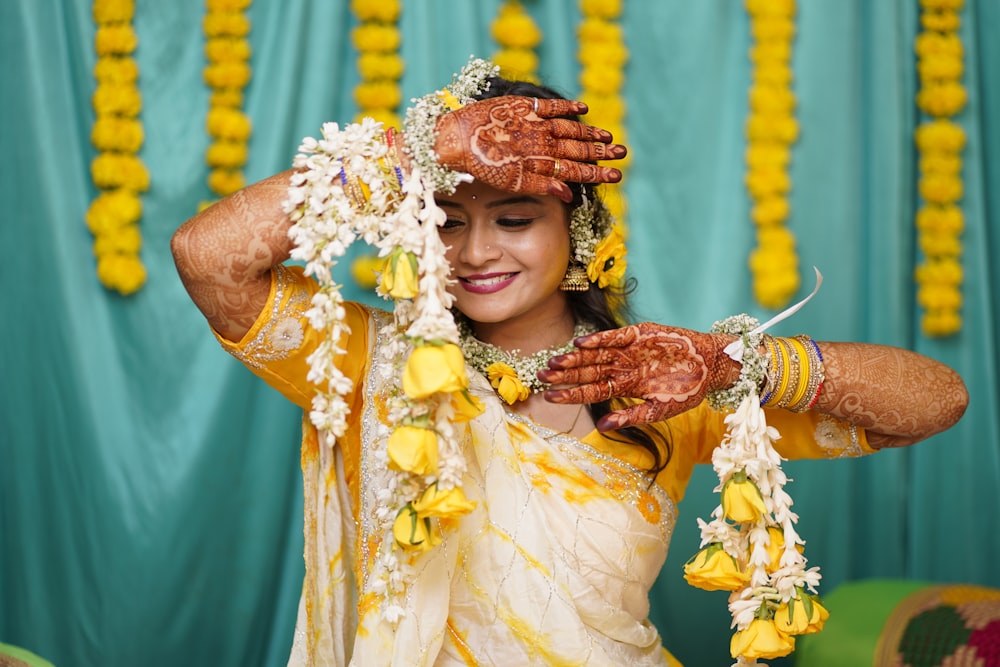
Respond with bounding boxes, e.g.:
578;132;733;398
470;308;577;355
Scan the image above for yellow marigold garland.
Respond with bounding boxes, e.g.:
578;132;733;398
203;0;253;203
351;0;403;129
914;0;966;337
744;0;800;310
491;0;542;83
87;0;148;295
577;0;629;286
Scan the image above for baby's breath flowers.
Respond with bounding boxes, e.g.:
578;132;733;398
914;0;966;337
458;319;596;404
402;58;498;194
202;0;253;202
87;0;148;295
744;0;800;310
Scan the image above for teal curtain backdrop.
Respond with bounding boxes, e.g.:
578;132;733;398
2;1;998;666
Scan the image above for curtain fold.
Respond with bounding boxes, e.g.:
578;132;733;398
2;1;997;666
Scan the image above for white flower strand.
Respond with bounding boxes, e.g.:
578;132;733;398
282;115;476;625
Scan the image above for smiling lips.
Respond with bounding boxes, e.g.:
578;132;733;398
459;272;518;294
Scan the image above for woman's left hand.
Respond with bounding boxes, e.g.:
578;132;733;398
539;322;739;431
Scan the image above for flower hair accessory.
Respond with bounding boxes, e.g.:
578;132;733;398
569;191;627;289
402;57;499;193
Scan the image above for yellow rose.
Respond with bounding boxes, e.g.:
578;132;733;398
413;484;476;519
730;618;796;660
386;425;438;475
379;249;419;299
587;227;627;288
436;90;463;111
485;362;530;405
392;503;440;552
773;592;829;635
402;343;468;399
683;543;750;592
450;390;485;422
721;472;768;523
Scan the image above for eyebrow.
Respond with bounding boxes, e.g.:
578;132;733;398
437;194;544;210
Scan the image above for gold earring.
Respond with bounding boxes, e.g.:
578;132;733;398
559;263;590;292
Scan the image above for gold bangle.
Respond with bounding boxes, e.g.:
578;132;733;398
785;336;811;409
760;335;781;406
789;335;826;412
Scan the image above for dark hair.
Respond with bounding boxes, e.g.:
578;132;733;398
472;77;671;478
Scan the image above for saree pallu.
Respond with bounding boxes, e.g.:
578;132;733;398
289;308;678;666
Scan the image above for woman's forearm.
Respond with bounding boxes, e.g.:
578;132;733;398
812;341;969;448
170;170;296;341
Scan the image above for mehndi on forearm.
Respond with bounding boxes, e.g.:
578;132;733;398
810;341;968;447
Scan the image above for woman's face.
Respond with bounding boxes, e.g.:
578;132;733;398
437;180;572;335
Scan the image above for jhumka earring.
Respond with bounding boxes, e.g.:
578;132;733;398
558;263;590;291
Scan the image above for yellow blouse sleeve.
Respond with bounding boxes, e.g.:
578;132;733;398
211;263;373;409
651;401;875;504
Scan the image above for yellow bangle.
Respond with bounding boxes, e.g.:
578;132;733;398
764;337;792;408
785;336;811;409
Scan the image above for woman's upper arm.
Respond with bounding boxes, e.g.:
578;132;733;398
171;171;296;341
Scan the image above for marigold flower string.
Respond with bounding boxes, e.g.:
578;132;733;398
202;0;253;203
577;0;630;285
490;0;542;83
87;0;148;295
914;0;966;337
351;0;404;129
349;0;404;290
744;0;800;309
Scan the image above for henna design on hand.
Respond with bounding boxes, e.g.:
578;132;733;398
539;322;739;431
434;96;627;202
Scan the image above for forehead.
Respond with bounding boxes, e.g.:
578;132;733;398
437;180;565;212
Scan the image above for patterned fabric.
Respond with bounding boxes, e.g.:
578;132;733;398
214;264;874;666
876;585;1000;667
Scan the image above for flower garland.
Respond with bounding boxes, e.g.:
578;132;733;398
351;0;404;129
744;0;800;310
203;0;253;202
914;0;966;337
284;59;496;622
458;319;596;404
686;314;827;665
490;0;542;83
87;0;149;295
577;0;630;270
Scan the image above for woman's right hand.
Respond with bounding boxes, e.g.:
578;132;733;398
432;96;627;202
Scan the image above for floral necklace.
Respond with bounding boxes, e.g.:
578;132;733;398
458;318;596;405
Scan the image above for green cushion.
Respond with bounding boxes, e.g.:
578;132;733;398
795;579;931;667
0;643;55;667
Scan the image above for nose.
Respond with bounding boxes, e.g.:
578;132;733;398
457;222;502;267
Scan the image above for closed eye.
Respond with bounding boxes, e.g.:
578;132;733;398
497;217;533;228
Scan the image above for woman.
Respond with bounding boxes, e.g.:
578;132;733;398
171;63;967;666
